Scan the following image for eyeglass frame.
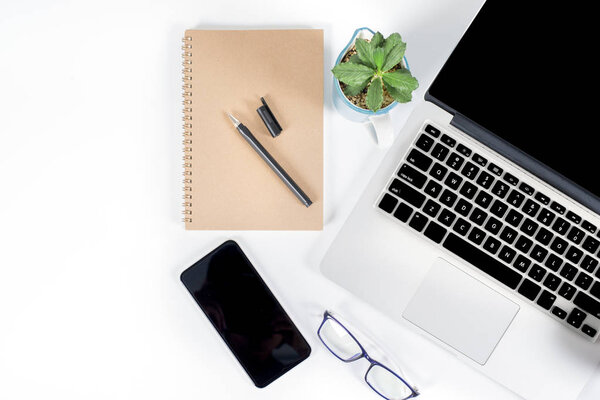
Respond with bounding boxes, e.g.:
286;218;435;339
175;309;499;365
317;311;420;400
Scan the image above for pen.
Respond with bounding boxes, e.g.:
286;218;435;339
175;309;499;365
227;113;313;208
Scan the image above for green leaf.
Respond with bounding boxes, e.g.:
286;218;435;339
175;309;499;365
355;38;376;68
347;54;363;65
381;42;406;72
384;33;403;57
344;79;370;96
366;77;383;111
384;81;412;103
332;62;375;86
373;48;385;71
370;32;384;48
382;69;418;92
383;70;419;103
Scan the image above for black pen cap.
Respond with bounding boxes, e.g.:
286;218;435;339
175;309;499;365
257;97;282;138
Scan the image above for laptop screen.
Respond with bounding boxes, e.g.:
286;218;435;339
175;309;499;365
427;2;598;199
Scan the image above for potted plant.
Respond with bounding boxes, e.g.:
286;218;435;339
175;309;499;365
332;28;418;146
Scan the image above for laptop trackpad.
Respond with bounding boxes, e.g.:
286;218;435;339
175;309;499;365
402;258;519;365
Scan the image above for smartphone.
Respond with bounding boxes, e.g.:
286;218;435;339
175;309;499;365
180;240;311;388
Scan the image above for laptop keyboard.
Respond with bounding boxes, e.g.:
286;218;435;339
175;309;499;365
377;122;600;341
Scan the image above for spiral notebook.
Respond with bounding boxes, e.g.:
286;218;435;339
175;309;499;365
182;29;323;230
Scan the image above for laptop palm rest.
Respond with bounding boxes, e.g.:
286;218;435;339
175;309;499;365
403;258;520;365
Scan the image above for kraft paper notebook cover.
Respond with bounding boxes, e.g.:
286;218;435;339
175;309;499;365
182;29;323;230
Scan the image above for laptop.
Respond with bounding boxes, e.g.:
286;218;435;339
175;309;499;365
321;2;600;399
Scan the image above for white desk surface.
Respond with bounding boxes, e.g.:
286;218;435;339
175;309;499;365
1;0;598;398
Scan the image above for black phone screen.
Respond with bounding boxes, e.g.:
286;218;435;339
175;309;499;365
180;240;311;388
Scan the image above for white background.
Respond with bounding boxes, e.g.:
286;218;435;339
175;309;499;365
1;0;599;399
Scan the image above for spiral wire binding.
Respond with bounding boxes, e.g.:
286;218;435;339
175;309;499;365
182;36;193;223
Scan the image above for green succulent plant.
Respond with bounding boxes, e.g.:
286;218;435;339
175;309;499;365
332;32;418;112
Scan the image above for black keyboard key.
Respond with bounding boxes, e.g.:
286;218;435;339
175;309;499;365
389;179;426;208
582;325;597;338
582;220;597;234
528;264;546;282
446;152;464;170
543;273;561;291
475;191;493;209
475;171;494;189
574;272;593;290
398;164;427;188
379;194;398;213
537;209;555;226
461;162;480;180
490;200;508;218
591;282;600;299
537;290;556;310
574;292;600;319
423;199;441;218
558;282;576;300
551;217;571;235
566;226;585;245
559;263;578;281
499;226;518;244
409;212;428;232
424;180;443;198
473;153;487;166
429;162;448;181
484;216;503;235
459;182;477;200
518;279;541;301
438;209;456;227
519;182;534;196
545;254;563;272
515;236;533;253
456;144;472;157
415;134;435;152
443;233;522;289
514;255;531;272
393;202;413;222
581;255;598;274
552;306;567;319
453;218;471;236
522;199;540;217
503;172;519;186
455;199;472;217
488;163;503;176
520;218;538;237
483;236;502;255
507;190;525;208
424;124;440;137
440;134;456;147
535;227;554;246
583;236;600;254
431;144;450;162
444;172;463;190
423;221;447;244
506;209;524;227
499;246;517;264
550;201;566;215
469;208;487;226
406;149;433;172
566;211;582;224
566;308;587;328
565;247;583;264
531;245;548;262
467;227;486;245
535;192;551;205
440;190;458;208
491;181;510;199
550;237;568;255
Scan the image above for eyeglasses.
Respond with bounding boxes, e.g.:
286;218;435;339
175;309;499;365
317;311;419;400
